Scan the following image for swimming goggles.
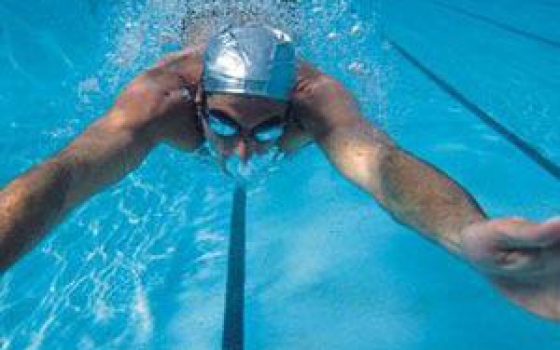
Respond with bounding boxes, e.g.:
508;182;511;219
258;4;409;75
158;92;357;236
200;107;288;144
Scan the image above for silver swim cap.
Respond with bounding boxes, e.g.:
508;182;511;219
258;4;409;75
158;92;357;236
203;25;297;102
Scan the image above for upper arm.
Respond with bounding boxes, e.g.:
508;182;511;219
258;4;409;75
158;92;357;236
292;70;396;195
316;115;395;198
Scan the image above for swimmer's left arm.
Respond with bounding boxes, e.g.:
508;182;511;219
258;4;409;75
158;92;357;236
293;66;560;320
292;67;486;250
324;121;560;320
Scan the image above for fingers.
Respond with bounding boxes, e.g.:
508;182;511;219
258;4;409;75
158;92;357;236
155;51;188;68
153;46;205;84
142;68;190;94
501;218;560;249
544;216;560;226
532;218;560;245
463;218;560;277
491;275;560;320
155;45;205;68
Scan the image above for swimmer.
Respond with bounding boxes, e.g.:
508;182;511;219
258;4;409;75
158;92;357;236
0;25;559;320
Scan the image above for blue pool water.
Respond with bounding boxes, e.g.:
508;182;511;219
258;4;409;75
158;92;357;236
1;0;559;349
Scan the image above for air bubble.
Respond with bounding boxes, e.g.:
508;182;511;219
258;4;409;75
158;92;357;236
350;23;362;36
348;61;368;75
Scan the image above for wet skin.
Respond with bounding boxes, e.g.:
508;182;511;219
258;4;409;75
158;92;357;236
0;48;558;320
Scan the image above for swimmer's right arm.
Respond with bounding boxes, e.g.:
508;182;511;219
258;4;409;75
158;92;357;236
0;49;204;272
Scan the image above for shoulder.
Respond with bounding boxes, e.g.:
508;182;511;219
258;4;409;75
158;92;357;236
293;68;363;136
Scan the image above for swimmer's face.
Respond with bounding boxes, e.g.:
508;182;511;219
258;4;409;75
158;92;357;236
201;94;289;162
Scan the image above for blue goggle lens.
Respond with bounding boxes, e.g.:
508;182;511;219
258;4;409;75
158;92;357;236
205;111;285;143
207;114;238;136
254;125;284;143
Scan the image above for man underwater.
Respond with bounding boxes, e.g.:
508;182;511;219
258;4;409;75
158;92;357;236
0;25;558;320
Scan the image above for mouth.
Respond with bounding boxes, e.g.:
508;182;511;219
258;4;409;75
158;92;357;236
224;147;284;183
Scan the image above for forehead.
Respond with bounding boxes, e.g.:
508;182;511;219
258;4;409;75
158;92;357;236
206;94;288;127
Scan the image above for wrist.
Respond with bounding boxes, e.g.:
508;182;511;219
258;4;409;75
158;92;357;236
454;217;490;256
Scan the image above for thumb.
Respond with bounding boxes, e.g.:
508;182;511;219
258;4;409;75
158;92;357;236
500;218;560;249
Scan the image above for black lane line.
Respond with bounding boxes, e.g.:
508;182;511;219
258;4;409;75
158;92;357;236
222;184;247;350
388;40;560;181
434;1;560;50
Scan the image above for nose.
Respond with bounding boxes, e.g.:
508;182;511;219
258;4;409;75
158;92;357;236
236;138;253;163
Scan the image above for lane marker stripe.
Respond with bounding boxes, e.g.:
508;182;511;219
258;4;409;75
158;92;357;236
222;184;247;350
388;39;560;181
434;1;560;50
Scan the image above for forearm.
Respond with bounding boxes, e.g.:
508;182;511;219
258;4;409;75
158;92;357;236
320;122;486;254
0;112;155;271
375;146;487;253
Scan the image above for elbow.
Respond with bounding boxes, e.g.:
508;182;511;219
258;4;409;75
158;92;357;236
0;226;30;274
0;218;30;273
0;228;14;273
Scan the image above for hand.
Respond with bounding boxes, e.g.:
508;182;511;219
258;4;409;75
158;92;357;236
109;46;205;151
461;217;560;320
291;63;361;137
